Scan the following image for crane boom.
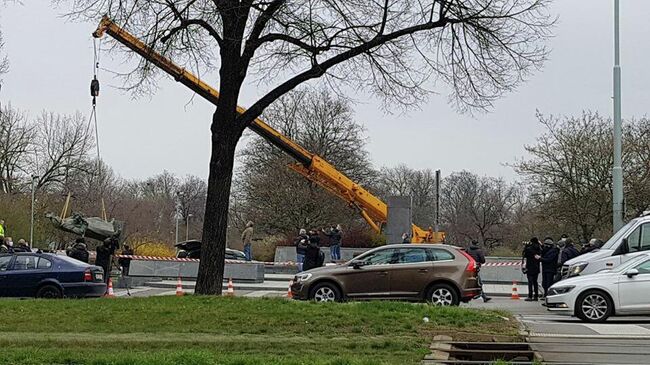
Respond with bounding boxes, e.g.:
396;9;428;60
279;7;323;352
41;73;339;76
93;16;444;243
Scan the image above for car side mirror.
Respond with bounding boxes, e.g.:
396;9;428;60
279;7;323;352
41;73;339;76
350;260;366;269
625;268;639;278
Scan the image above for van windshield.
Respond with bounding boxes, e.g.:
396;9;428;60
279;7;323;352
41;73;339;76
601;219;638;250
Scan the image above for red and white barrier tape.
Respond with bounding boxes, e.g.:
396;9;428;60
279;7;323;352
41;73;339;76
114;255;296;266
114;255;521;267
483;261;522;267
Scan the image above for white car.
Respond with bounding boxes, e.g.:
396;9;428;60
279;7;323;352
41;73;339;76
562;212;650;278
546;253;650;322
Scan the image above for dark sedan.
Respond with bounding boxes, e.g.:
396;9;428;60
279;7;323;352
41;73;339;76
175;240;247;261
0;253;106;298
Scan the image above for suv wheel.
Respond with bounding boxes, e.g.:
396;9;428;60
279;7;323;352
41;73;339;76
576;290;612;323
310;282;341;303
427;284;459;306
36;284;63;299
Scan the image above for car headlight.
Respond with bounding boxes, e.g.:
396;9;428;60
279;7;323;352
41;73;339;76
568;262;588;277
548;286;575;296
295;273;312;282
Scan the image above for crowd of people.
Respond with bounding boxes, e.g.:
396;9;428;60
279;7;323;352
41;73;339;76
522;235;602;301
292;225;342;271
238;221;342;270
0;217;132;285
0;220;33;253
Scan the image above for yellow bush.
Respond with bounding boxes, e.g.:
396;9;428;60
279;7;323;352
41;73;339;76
131;239;176;257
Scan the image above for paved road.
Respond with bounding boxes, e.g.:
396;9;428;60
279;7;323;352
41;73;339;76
465;297;650;364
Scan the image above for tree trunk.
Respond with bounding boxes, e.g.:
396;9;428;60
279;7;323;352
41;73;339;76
195;108;243;295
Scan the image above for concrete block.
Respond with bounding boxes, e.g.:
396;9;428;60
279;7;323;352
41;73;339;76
432;335;453;342
423;350;449;361
128;260;265;282
429;342;452;351
274;246;371;263
386;196;412;244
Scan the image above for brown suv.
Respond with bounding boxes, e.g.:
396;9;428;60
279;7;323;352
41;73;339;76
290;244;480;305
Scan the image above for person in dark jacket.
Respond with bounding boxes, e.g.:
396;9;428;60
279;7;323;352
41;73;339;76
294;229;309;271
95;238;117;283
537;238;559;297
560;239;580;264
522;237;542;301
323;224;342;261
302;229;322;271
467;240;491;303
13;239;31;252
118;244;134;275
67;238;90;263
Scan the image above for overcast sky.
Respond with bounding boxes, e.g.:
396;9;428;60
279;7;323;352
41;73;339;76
1;1;649;182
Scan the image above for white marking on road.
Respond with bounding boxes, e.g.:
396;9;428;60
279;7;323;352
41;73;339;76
529;333;650;339
585;324;650;336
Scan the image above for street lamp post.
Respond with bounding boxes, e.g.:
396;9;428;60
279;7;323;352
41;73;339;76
186;213;193;241
175;191;184;243
175;211;180;244
30;175;39;249
612;0;624;232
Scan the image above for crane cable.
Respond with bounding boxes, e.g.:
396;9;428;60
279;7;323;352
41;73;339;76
89;37;107;221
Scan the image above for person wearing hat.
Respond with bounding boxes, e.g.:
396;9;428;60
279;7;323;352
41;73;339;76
536;237;559;297
467;240;491;302
522;237;542;301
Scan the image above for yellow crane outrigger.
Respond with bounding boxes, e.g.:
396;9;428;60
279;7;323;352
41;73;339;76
93;17;444;243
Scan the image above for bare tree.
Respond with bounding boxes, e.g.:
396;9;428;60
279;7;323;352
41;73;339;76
515;112;650;239
376;165;437;228
236;87;373;235
0;103;34;193
62;0;553;294
31;111;95;191
440;171;519;247
177;175;208;237
624;118;650;218
0;30;8;86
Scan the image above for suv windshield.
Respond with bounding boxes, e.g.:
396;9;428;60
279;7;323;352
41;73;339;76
601;219;638;250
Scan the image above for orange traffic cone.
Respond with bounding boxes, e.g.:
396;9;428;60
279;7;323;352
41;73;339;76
104;278;115;298
287;280;293;299
176;277;185;296
511;280;520;300
226;278;235;296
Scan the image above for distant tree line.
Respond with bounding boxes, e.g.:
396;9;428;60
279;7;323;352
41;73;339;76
1;89;648;255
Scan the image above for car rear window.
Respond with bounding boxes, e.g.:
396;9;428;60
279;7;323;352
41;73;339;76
37;258;53;269
427;248;455;261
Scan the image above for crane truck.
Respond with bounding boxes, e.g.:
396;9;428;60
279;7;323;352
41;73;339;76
92;16;444;244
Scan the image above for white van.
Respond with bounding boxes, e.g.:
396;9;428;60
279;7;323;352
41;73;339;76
563;212;650;278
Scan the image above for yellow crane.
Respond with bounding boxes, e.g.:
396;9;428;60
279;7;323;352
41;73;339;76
93;16;444;243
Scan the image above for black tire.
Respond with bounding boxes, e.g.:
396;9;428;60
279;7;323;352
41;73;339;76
36;284;63;299
576;290;613;323
309;282;342;303
426;283;459;306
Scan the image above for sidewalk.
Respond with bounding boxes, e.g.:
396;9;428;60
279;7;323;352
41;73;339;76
143;276;527;297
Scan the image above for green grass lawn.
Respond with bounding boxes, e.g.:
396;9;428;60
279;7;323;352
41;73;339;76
0;296;517;364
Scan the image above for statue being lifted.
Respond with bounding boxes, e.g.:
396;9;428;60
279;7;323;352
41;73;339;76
46;212;124;242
